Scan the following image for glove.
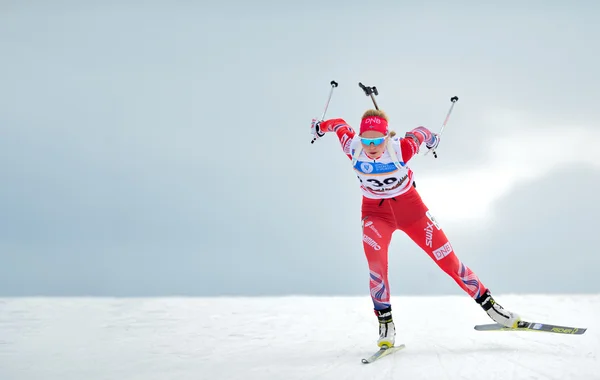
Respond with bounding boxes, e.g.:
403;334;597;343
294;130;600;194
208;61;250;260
310;118;324;139
310;118;335;140
425;133;440;150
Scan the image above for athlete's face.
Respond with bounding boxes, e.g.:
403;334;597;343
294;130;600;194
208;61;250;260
360;130;387;158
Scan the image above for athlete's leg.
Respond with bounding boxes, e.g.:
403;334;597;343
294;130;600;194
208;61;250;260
395;190;521;327
361;215;395;310
401;210;487;298
360;211;397;347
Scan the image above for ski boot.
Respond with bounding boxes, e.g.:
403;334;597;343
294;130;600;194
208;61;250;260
475;289;521;328
375;306;396;348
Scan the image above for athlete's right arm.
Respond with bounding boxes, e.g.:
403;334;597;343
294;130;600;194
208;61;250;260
319;118;356;159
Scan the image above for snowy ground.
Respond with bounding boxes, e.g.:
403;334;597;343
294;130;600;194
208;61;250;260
0;294;598;380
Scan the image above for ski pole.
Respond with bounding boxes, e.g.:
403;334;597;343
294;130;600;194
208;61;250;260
321;80;338;120
358;82;379;110
311;80;339;144
426;96;459;158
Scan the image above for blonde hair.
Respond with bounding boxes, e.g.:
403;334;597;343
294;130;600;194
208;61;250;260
361;109;395;137
361;109;389;121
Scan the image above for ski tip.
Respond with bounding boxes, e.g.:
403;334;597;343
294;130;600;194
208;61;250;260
474;322;588;335
474;323;503;331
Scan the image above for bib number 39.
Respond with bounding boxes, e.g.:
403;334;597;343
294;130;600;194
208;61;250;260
366;177;397;188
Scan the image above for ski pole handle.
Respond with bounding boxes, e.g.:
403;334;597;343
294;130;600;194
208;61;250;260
359;82;380;110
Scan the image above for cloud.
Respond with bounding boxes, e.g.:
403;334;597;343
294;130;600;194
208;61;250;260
411;115;600;223
448;163;600;294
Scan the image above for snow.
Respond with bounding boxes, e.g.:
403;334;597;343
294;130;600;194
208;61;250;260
0;294;598;380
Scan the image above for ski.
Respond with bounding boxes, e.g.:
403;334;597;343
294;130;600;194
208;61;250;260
361;344;406;364
474;320;587;335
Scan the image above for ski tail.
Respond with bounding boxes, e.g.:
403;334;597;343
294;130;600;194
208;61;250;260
361;344;406;364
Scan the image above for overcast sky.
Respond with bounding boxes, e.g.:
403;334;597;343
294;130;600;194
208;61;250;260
1;0;599;297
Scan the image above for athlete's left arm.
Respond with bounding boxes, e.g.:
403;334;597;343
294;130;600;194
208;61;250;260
400;126;437;162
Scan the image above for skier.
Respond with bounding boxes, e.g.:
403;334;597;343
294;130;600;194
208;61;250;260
310;109;521;348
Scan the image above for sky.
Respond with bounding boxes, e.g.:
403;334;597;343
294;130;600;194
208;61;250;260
1;0;599;296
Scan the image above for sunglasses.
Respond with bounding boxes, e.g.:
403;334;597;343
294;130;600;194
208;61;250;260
360;136;387;146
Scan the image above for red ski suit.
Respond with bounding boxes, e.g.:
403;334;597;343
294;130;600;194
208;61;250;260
320;118;488;311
